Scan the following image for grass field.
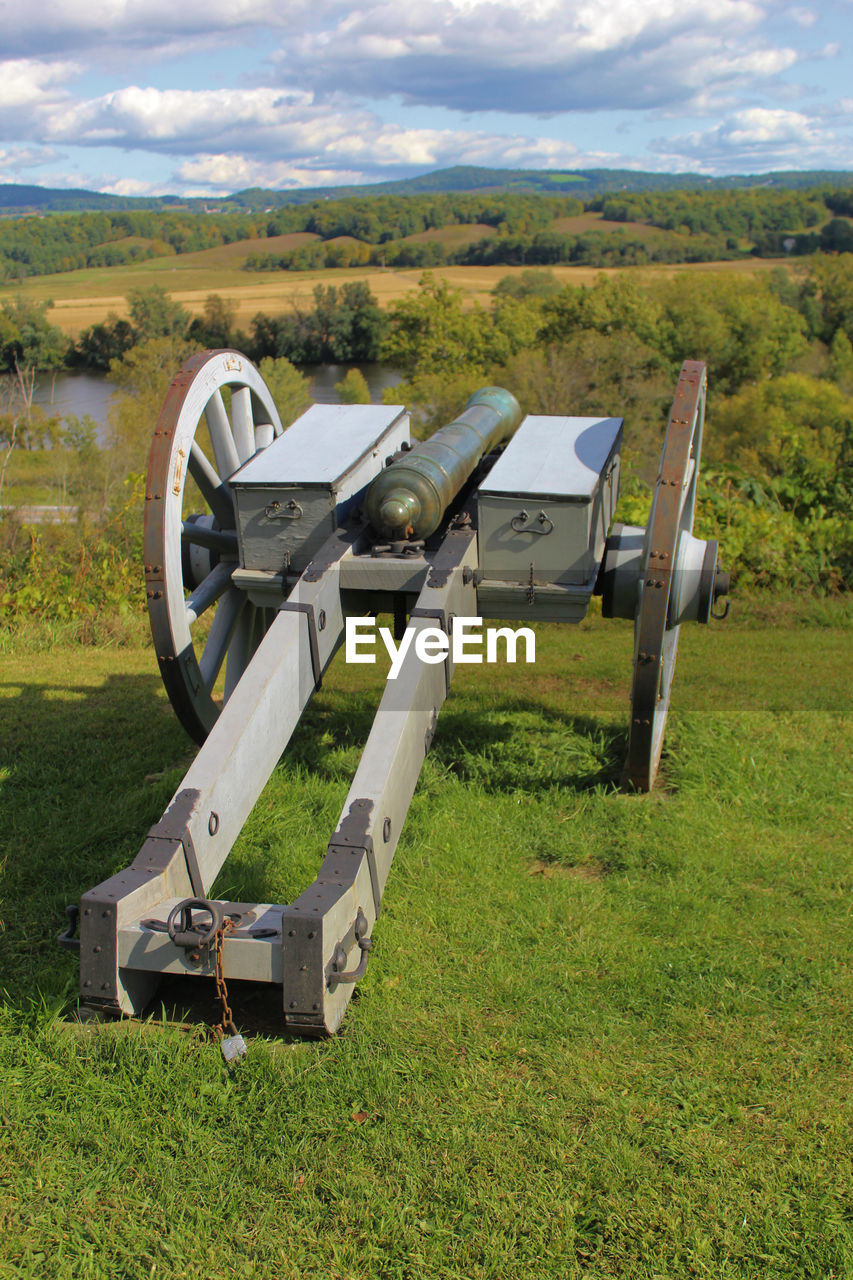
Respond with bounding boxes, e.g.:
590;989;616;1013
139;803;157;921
0;603;850;1278
0;246;796;337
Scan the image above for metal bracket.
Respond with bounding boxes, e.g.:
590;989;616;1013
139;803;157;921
278;601;322;690
409;608;454;692
58;904;80;953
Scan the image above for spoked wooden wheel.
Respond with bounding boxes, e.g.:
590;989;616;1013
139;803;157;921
144;349;284;744
626;360;708;791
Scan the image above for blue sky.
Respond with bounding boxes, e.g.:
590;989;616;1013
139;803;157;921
0;0;851;196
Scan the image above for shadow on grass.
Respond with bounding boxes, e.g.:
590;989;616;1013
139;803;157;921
288;689;628;795
0;671;188;1007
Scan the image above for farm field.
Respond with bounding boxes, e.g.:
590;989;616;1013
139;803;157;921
0;604;850;1278
0;246;795;337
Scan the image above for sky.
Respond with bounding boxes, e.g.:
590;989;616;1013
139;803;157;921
0;0;851;197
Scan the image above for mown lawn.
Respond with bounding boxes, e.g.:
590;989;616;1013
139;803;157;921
0;606;850;1278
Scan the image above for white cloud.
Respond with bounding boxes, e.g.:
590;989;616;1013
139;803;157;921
1;1;304;58
0;58;76;109
786;6;817;26
0;145;62;176
33;83;609;182
174;155;367;192
3;2;800;118
274;0;796;114
650;107;851;171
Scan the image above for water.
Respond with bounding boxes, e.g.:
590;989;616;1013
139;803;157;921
29;363;404;432
308;363;403;404
32;370;117;427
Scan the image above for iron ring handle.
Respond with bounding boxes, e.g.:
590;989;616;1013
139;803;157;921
511;509;554;535
264;499;303;520
167;897;222;949
327;937;373;986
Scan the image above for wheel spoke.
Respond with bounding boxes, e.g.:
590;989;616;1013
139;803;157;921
231;386;256;464
181;522;238;555
185;561;234;625
224;603;255;700
205;389;241;479
199;587;246;688
188;443;234;528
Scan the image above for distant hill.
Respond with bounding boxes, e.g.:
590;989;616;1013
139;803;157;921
0;183;197;213
226;166;853;210
1;165;853;215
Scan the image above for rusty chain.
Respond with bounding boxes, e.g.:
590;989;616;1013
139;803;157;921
212;917;237;1041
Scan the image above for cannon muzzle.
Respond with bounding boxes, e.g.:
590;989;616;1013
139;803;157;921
365;386;522;541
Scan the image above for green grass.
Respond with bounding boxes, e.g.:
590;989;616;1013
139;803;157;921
0;610;851;1278
0;448;79;508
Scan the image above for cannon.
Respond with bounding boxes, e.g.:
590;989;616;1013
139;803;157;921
70;351;728;1039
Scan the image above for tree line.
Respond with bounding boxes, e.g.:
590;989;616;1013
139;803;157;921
2;254;852;601
4;183;853;281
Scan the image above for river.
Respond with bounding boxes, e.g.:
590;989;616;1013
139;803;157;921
31;363;404;432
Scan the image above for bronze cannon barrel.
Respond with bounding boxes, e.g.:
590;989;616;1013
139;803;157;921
365;386;522;541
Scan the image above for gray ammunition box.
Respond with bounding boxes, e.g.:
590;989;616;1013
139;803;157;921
231;404;410;572
475;415;622;620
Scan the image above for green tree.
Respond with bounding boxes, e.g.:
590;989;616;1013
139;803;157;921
829;328;853;393
0;299;66;372
500;331;670;468
654;274;807;394
188;294;238;349
382;369;487;438
382;273;532;380
540;274;662;348
807;255;853;345
109;335;200;470
257;357;311;426
126;285;190;344
492;269;562;301
335;368;370;403
710;373;852;518
72;313;134;370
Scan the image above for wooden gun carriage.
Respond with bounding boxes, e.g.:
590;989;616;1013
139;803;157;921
67;352;728;1039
